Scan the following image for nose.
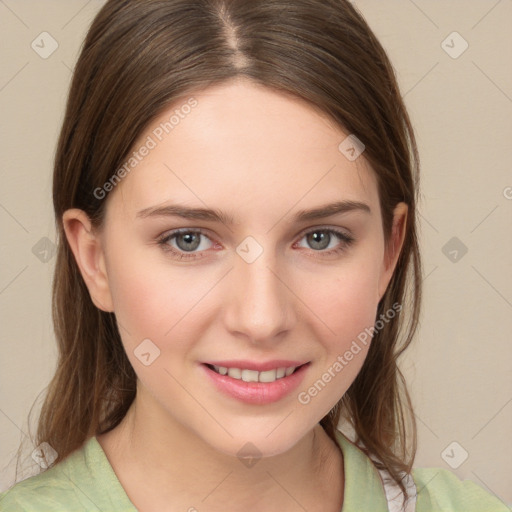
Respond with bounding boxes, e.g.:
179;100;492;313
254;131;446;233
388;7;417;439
222;245;297;345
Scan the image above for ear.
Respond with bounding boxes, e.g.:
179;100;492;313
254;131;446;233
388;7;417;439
377;202;408;301
62;208;114;312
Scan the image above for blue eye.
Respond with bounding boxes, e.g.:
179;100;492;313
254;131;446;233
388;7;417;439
158;229;213;260
157;227;355;261
296;228;355;254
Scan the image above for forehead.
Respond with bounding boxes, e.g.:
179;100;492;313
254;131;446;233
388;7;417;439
110;79;379;223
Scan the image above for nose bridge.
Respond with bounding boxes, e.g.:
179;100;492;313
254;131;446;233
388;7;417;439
224;239;295;342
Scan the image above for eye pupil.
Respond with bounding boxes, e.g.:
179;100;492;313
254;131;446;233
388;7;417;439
176;232;201;251
307;231;330;250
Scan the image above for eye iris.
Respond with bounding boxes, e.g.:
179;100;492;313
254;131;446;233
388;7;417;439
176;232;201;251
307;231;330;250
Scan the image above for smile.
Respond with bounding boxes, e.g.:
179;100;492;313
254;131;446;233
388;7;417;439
207;364;300;383
202;361;310;404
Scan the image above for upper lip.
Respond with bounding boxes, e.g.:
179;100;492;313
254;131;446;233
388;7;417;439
203;360;309;372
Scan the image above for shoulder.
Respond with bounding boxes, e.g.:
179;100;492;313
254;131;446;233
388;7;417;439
0;437;137;512
0;438;102;511
412;467;510;512
0;460;83;511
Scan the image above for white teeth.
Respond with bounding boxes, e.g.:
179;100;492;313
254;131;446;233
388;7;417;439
259;369;277;383
228;368;242;379
241;369;259;382
211;365;299;382
212;365;228;375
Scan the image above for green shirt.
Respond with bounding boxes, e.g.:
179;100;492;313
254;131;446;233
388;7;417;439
0;430;509;511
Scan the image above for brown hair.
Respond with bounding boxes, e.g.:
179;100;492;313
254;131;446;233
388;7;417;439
17;0;422;504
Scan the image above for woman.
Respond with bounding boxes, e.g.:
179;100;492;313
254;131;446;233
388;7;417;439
0;1;507;510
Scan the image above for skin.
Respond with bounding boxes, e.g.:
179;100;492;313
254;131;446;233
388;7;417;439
63;77;407;512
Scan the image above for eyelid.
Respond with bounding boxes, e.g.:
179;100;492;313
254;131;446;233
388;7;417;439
292;225;355;258
157;225;355;260
295;224;353;241
157;228;216;259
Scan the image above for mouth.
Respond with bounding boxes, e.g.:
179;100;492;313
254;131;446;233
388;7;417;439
204;363;307;383
201;360;311;404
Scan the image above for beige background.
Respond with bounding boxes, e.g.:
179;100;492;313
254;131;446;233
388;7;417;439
1;0;511;506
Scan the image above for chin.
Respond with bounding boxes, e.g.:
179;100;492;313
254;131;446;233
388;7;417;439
195;419;315;461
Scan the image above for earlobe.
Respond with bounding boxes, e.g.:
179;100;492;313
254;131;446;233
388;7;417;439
62;209;114;312
377;203;408;301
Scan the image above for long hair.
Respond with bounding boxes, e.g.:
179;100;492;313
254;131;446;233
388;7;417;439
16;0;422;502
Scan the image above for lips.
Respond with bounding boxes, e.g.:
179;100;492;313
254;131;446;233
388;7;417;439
201;360;310;404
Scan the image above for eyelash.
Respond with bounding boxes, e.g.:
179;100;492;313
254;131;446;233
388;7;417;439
156;227;355;261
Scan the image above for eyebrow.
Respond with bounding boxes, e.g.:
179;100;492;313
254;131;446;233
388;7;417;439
136;200;371;225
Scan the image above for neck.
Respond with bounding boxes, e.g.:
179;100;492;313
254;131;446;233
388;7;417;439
98;390;344;512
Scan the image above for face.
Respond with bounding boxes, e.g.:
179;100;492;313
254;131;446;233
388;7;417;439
66;78;406;458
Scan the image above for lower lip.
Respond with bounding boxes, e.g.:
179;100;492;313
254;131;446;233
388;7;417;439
202;363;310;405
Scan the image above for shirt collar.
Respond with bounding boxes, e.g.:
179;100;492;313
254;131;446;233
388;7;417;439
334;429;390;511
77;431;389;511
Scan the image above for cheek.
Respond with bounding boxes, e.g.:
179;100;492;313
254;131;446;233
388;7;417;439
105;244;225;372
104;239;200;346
294;270;379;414
303;257;382;344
